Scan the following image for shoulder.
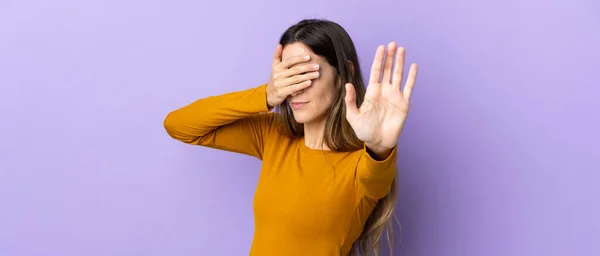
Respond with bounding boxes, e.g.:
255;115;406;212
248;111;290;141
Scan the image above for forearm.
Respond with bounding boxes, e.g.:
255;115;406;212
164;84;270;143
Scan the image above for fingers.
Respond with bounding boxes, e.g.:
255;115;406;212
276;71;320;89
403;63;418;101
269;49;318;101
272;44;283;66
271;61;319;98
369;45;386;84
277;54;311;70
391;47;406;89
344;83;359;116
283;80;313;96
275;63;320;81
381;42;397;84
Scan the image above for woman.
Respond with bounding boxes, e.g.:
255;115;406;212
164;19;418;256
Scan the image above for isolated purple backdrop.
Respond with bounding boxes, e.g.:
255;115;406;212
1;0;598;255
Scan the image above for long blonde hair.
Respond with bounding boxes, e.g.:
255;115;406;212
275;18;401;255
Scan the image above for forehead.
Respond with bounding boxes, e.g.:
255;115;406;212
281;42;323;63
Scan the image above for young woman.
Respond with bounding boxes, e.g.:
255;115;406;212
164;19;418;256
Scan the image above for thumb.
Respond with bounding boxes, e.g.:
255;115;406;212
344;83;359;117
272;44;283;66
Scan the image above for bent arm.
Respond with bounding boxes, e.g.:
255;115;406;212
163;84;275;160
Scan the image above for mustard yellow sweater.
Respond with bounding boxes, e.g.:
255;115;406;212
164;83;397;255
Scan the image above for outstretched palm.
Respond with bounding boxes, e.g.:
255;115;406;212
345;42;418;150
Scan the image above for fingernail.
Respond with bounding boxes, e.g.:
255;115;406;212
305;55;310;60
313;72;319;77
313;64;319;69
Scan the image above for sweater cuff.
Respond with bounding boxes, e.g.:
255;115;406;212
363;142;398;174
250;83;271;112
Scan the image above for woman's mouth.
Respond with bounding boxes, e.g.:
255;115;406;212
291;102;308;110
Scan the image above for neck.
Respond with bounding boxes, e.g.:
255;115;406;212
303;118;330;150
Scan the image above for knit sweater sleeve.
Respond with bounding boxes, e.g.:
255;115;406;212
356;145;398;199
163;83;275;160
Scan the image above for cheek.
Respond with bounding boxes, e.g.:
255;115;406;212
322;76;339;101
303;69;338;107
313;84;338;107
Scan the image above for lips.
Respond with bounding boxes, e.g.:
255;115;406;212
290;102;308;110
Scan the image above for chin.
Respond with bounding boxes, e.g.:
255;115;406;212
291;112;311;124
291;109;327;125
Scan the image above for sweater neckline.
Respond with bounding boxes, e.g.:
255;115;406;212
298;137;335;155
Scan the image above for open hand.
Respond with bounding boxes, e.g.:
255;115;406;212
266;44;321;108
344;42;418;153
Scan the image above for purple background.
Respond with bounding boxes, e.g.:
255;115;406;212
1;0;599;255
